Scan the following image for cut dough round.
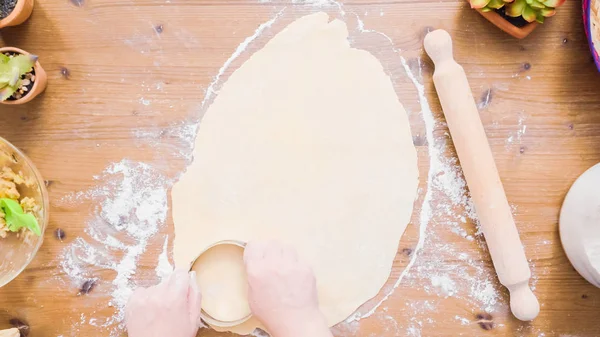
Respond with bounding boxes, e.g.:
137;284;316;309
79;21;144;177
172;12;419;334
560;163;600;288
191;243;251;322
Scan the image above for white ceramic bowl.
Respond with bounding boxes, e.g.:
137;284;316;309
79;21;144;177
559;163;600;287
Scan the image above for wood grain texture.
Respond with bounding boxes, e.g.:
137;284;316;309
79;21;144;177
0;0;599;336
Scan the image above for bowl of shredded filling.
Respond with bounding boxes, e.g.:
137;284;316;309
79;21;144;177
0;136;48;287
584;0;600;71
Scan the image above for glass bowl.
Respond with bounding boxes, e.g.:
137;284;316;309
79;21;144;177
0;136;49;288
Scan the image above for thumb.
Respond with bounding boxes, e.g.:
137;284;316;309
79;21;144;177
188;271;203;327
169;269;191;299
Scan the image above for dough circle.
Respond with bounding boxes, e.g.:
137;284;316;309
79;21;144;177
172;12;419;334
560;163;600;288
191;243;251;322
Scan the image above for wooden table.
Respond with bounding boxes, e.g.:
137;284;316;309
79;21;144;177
1;0;599;336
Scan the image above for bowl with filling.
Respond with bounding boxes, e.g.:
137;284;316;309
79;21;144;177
584;0;600;71
0;136;48;287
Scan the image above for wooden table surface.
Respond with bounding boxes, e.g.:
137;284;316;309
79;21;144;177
1;0;599;336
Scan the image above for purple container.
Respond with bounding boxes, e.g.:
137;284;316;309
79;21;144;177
584;0;600;71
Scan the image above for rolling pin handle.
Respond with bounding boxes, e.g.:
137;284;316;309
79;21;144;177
423;29;454;65
508;281;540;321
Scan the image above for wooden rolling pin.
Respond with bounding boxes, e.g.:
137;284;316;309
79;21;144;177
424;29;539;321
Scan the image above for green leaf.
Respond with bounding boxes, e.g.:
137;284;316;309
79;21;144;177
8;67;20;87
529;0;545;9
0;62;11;75
7;54;36;75
540;7;556;17
0;198;41;236
542;0;565;7
536;13;545;23
0;85;17;101
506;0;526;17
522;5;537;22
0;54;35;98
487;0;506;9
0;65;12;84
470;0;491;9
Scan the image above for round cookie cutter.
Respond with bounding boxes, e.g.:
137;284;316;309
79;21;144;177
189;240;252;328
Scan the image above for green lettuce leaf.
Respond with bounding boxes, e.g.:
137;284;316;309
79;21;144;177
0;198;41;236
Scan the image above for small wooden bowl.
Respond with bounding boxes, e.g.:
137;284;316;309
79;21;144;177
0;0;34;29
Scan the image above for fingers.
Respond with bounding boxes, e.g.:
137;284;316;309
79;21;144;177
168;268;192;299
245;240;300;276
130;286;147;300
245;240;299;260
281;244;298;262
263;240;283;257
168;269;203;327
244;240;268;264
187;271;203;327
125;287;147;321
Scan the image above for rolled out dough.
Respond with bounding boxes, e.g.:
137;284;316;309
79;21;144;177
172;12;419;334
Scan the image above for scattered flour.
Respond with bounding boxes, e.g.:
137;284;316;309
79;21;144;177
201;8;286;108
472;279;500;313
138;97;151;106
345;11;507;337
59;160;171;336
455;315;470;325
132;121;199;162
477;88;492;109
430;274;457;297
355;7;495;300
505;112;527;149
260;0;338;5
156;235;173;281
290;0;340;5
249;328;270;337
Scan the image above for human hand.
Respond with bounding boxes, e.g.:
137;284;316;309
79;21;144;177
244;240;332;337
125;269;202;337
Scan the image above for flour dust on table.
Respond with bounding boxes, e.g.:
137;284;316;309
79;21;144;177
171;11;419;335
58;160;172;337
